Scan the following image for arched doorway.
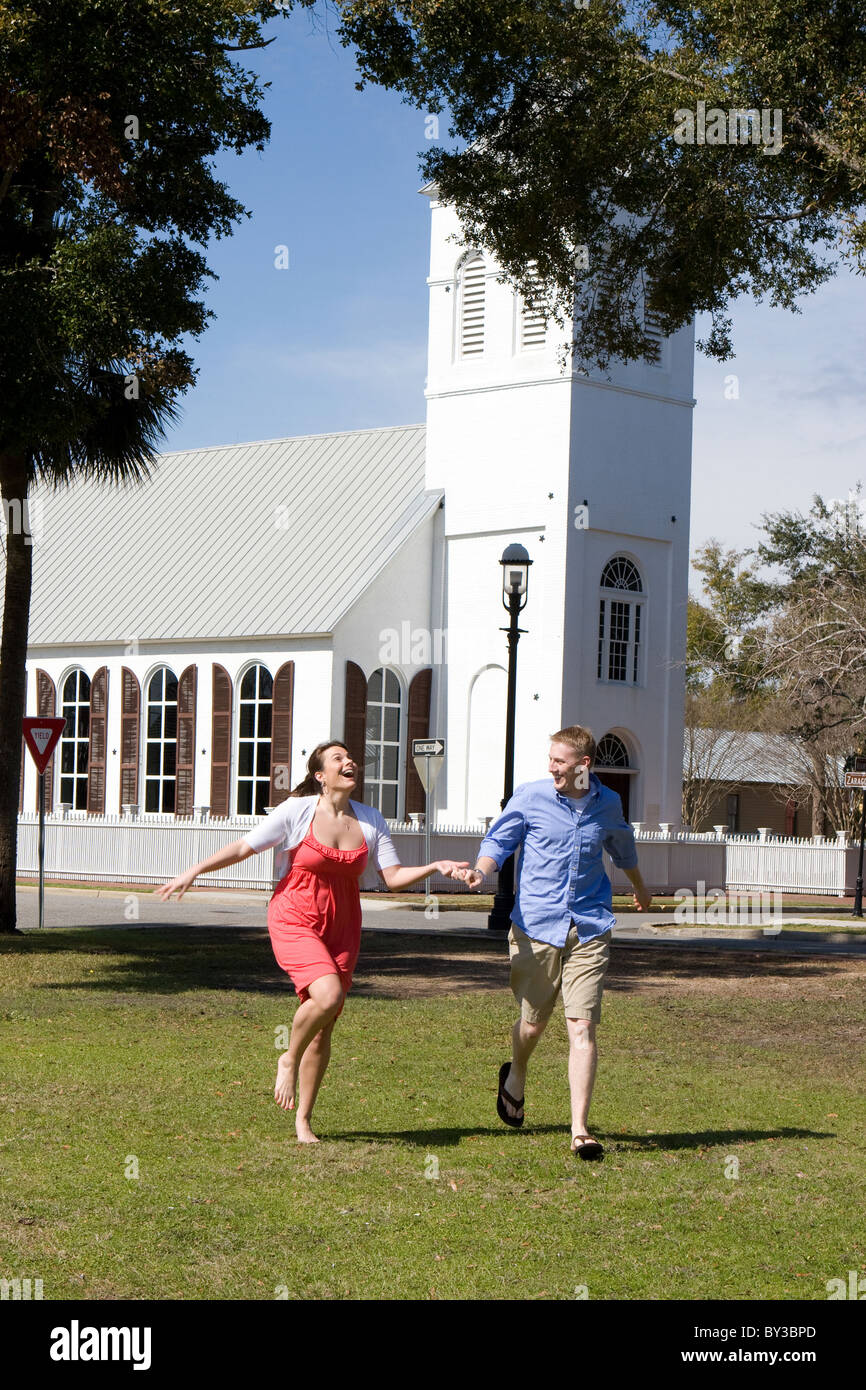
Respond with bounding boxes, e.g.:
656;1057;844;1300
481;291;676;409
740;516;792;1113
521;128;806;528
594;733;633;821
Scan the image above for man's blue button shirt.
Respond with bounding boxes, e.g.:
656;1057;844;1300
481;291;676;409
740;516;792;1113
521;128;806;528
478;774;638;947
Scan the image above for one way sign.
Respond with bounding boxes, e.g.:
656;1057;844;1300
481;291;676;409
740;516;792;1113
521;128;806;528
412;739;444;757
22;716;66;775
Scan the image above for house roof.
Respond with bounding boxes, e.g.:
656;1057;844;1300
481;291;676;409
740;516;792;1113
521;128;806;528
684;728;844;785
23;423;438;644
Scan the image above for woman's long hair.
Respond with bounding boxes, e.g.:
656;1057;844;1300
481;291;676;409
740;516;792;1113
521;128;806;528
289;741;352;798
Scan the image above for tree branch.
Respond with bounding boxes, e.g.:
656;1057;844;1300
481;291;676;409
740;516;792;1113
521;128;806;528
635;52;865;177
218;36;277;51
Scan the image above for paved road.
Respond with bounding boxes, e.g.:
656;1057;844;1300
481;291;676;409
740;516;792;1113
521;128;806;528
14;885;866;958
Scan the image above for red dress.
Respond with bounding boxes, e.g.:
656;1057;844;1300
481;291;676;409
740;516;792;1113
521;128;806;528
267;824;369;1013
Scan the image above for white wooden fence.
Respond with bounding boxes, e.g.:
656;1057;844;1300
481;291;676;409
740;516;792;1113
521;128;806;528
15;812;859;896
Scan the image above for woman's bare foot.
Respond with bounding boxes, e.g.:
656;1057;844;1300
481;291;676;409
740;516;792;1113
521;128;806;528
295;1118;319;1144
274;1053;297;1111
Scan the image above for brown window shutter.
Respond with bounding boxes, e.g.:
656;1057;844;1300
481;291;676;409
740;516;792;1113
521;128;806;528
344;661;367;803
120;668;140;809
36;670;56;809
86;667;108;814
269;661;294;806
210;664;233;818
404;669;432;815
176;664;197;817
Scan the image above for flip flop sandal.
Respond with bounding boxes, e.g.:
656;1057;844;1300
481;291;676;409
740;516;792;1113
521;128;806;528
497;1061;524;1128
572;1135;604;1161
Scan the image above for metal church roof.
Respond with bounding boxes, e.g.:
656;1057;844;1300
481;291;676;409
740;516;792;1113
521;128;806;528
24;423;437;644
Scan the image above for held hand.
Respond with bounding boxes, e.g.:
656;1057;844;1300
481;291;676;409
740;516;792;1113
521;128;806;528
436;860;470;880
455;867;485;891
156;869;197;901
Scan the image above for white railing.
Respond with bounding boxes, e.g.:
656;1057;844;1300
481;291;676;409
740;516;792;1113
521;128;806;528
14;812;857;896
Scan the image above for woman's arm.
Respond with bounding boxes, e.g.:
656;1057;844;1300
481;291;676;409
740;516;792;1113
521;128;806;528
156;837;259;901
378;860;468;892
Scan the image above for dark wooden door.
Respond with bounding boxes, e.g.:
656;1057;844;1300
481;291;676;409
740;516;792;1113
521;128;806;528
595;771;630;822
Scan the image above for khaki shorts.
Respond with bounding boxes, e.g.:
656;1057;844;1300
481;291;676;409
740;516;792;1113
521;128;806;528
508;921;611;1024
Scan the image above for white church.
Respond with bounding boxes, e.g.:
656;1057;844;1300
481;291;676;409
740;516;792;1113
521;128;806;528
20;184;695;831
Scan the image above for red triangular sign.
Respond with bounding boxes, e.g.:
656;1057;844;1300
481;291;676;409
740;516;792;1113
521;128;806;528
22;716;66;775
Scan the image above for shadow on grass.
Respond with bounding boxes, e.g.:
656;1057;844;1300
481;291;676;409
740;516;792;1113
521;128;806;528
2;928;851;1000
323;1124;835;1150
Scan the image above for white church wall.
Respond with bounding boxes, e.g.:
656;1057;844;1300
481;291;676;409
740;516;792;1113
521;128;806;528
332;510;438;817
23;641;332;815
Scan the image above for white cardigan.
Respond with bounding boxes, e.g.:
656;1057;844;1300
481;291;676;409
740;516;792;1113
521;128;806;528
241;795;402;891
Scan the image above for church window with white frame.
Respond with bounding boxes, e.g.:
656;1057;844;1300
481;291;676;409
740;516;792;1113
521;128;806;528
144;667;178;813
597;557;644;685
236;664;273;816
59;669;91;809
365;667;401;819
457;252;486;357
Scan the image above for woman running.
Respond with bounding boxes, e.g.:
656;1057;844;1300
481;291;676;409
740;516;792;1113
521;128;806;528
157;740;468;1142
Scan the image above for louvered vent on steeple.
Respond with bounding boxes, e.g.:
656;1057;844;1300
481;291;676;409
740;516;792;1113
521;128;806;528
459;253;486;357
520;262;547;349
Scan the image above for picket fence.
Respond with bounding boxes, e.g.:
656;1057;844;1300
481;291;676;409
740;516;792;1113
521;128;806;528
14;812;858;896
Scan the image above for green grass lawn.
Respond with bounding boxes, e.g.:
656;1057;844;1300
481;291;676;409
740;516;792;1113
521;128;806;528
1;927;864;1300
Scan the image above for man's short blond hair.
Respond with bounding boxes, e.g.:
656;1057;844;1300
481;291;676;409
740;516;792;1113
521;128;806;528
549;725;596;765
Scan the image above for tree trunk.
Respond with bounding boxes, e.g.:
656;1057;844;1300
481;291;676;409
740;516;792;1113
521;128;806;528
0;453;33;934
811;789;825;838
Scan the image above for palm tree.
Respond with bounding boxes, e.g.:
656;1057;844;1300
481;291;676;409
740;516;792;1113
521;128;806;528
0;0;298;931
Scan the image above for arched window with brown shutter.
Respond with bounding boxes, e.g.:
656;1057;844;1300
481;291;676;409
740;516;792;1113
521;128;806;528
404;668;432;816
120;668;140;810
35;670;56;810
86;667;108;814
59;669;91;809
269;661;294;807
210;664;232;818
176;665;197;817
344;661;367;803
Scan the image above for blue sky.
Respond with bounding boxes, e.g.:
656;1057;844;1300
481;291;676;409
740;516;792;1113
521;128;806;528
163;10;866;599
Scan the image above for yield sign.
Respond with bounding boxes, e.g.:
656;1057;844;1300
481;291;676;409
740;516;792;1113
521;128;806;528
22;716;66;775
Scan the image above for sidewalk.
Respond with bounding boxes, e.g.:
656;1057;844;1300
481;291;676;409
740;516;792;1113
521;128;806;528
14;885;866;956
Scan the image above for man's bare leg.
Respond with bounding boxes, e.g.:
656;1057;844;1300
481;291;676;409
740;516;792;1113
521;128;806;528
294;1018;337;1143
274;974;343;1117
502;1016;547;1121
566;1015;599;1146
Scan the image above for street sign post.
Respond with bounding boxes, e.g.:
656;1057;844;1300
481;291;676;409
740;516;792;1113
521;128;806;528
412;738;445;875
846;757;866;918
22;716;66;929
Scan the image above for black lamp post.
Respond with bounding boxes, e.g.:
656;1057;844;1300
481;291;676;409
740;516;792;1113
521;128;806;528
488;543;532;933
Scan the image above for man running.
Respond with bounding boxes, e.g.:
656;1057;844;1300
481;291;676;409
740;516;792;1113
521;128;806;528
456;725;651;1159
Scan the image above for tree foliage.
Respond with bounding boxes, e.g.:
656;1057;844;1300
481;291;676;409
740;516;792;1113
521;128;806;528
336;0;866;369
0;0;314;931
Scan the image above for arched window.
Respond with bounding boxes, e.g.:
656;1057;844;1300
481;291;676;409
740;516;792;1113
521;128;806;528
519;262;547;350
236;664;273;816
59;670;91;809
597;557;644;684
365;667;401;819
458;252;486;357
144;667;178;812
596;734;630;768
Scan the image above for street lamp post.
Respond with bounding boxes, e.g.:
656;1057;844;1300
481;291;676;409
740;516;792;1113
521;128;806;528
488;544;532;933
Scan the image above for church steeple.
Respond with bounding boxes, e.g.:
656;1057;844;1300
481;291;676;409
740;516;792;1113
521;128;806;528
421;185;695;830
